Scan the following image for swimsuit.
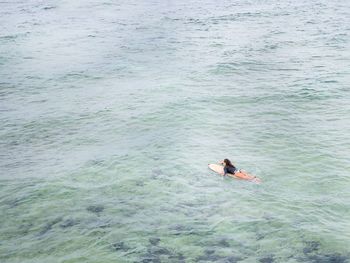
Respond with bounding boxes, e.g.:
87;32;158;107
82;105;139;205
224;166;238;175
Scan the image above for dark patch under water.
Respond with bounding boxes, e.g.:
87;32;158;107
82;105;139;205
140;247;170;263
168;224;214;237
304;253;348;263
42;6;56;10
195;249;242;263
59;218;79;228
147;246;171;256
169;253;186;262
139;238;187;263
7;196;27;208
18;222;33;235
298;240;349;263
217;238;230;248
39;217;62;235
303;241;320;255
86;205;104;214
112;241;129;251
135;181;145;187
149;237;161;246
259;255;274;263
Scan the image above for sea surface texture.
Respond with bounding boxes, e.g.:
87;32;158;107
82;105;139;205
1;0;350;262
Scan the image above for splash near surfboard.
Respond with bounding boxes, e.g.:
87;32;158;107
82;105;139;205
208;164;261;184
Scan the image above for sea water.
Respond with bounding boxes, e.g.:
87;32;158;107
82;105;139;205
1;0;350;262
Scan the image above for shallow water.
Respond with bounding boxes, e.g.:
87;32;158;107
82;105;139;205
1;0;350;262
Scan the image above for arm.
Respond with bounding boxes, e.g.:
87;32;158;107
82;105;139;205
222;166;228;176
218;161;227;176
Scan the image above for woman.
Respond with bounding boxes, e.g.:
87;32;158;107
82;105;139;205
220;158;260;183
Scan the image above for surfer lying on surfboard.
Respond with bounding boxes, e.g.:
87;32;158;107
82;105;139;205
208;159;261;183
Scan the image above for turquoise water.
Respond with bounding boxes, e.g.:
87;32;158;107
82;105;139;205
1;0;350;262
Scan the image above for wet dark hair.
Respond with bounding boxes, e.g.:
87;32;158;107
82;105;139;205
224;158;235;167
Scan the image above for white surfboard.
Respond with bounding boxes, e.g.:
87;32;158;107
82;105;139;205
208;163;261;183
